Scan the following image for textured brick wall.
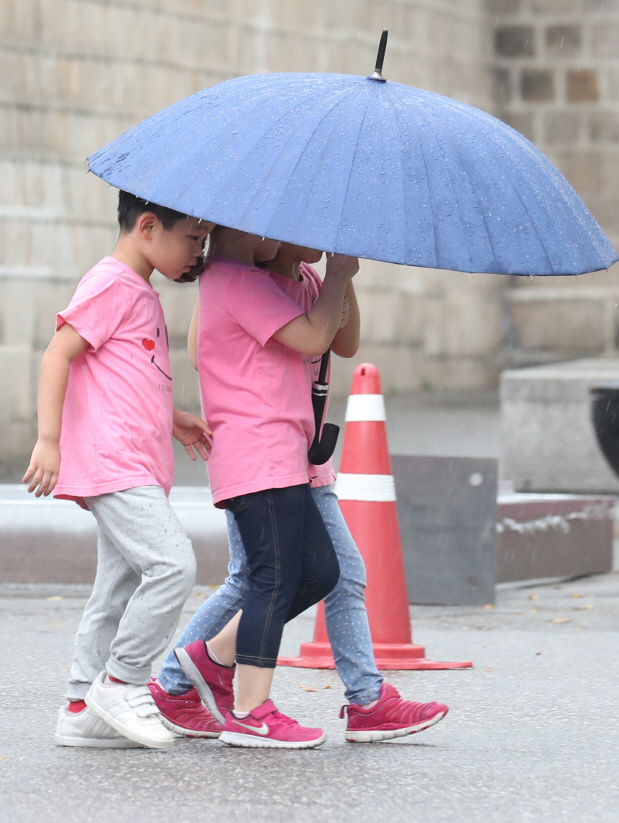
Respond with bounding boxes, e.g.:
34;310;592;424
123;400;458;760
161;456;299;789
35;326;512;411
490;0;619;368
1;0;497;461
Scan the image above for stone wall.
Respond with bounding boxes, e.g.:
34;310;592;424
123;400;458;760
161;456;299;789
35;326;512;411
490;0;619;369
1;0;494;460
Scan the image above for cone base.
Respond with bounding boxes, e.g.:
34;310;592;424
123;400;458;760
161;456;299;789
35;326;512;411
278;641;472;670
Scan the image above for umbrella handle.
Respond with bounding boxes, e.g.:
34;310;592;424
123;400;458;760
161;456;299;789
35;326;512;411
308;349;340;465
308;422;340;466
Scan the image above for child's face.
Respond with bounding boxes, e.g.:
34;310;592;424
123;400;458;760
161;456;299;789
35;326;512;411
253;236;281;263
149;217;214;280
280;244;323;265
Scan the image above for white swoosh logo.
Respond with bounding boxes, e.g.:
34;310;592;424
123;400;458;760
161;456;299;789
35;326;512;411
233;719;269;735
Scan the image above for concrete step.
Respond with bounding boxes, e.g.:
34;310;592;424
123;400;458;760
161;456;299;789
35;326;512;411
0;485;229;584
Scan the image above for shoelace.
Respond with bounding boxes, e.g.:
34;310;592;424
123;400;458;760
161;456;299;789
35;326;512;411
269;710;299;730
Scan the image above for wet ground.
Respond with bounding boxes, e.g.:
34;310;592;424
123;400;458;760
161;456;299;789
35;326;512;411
1;571;617;823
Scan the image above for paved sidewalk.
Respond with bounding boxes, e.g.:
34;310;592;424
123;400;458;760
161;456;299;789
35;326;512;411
1;572;617;823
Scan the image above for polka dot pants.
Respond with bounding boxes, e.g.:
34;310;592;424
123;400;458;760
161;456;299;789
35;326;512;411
157;485;384;704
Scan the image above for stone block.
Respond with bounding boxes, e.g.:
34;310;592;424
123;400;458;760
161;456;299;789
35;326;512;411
605;69;619;103
393;455;498;606
501;359;619;493
395;293;424;347
555;151;603;193
485;0;522;13
358;290;401;344
156;278;198;342
0;344;32;422
422;354;499;391
496;492;614;582
493;68;512;106
495;26;535;58
530;0;577;12
521;69;554;102
545;25;581;57
510;297;606;352
330;344;423;396
501;112;535;142
1;279;36;346
0;421;35;462
567;70;599;103
544;112;580;144
169;350;201;414
589;112;619;143
591;24;619;59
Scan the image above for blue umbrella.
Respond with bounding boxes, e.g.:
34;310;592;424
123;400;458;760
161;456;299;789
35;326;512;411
88;39;617;276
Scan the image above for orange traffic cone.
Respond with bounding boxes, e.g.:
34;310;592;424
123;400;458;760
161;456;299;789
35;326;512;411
279;363;472;670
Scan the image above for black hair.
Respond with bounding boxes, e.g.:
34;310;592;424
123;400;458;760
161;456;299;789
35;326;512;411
117;190;189;232
117;190;206;283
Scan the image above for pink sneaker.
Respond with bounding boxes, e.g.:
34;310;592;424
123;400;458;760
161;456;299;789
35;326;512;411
148;679;222;738
219;700;326;749
174;640;235;725
341;682;449;742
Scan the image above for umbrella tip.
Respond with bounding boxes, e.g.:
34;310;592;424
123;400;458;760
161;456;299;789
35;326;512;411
368;30;388;83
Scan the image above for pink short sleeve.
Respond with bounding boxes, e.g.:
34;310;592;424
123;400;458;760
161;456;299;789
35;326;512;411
57;271;130;351
225;268;305;347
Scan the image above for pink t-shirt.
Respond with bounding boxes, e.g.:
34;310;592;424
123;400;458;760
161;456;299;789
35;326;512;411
53;256;175;506
269;262;336;489
198;258;316;505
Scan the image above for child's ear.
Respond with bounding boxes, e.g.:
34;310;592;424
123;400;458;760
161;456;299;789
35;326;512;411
137;212;158;239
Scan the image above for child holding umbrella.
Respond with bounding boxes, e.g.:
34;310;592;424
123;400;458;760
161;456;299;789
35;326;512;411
151;240;449;746
155;227;354;748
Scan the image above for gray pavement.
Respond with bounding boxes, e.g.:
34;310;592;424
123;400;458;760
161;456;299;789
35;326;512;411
1;571;618;823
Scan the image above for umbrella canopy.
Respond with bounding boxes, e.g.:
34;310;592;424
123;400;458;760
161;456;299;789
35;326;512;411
88;72;617;276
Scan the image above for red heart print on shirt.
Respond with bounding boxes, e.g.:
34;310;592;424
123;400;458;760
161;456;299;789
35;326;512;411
142;338;155;351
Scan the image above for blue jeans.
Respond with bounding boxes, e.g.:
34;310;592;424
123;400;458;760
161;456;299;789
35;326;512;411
158;485;384;703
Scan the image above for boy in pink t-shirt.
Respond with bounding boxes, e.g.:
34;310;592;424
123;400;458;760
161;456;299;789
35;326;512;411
23;191;214;750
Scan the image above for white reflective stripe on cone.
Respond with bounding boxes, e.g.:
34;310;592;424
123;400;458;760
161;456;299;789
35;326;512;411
344;394;386;422
334;473;396;502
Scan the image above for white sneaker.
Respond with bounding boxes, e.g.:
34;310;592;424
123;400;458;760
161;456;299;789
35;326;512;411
85;673;174;749
55;705;144;748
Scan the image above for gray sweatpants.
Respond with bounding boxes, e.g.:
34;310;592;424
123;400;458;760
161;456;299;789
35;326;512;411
67;486;196;700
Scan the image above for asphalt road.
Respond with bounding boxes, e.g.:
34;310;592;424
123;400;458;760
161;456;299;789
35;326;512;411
1;571;618;823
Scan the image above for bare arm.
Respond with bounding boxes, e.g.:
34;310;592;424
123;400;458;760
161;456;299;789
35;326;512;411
23;324;89;496
273;255;359;355
331;280;360;358
188;297;199;371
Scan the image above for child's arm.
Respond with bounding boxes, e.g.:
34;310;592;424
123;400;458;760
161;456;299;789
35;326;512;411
188;298;199;371
331;280;360;358
23;324;89;496
273;254;358;355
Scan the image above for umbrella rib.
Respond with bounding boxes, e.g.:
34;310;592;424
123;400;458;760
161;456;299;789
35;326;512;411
218;87;356;231
430;97;557;273
418;99;500;272
391;94;442;269
328;91;375;249
382;92;429;266
481;128;557;274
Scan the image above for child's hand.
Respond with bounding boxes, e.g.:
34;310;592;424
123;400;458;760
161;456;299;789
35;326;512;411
325;254;359;281
23;440;61;497
172;409;213;462
338;296;350;329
